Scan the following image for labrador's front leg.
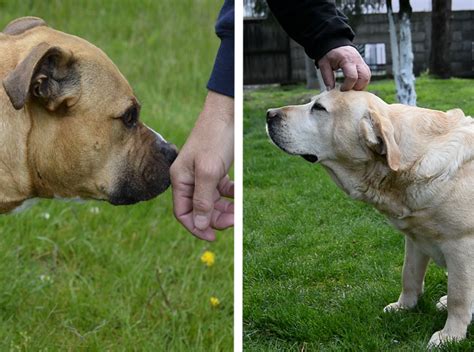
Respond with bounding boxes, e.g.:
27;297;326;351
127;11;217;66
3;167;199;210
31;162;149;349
384;236;430;312
428;240;474;348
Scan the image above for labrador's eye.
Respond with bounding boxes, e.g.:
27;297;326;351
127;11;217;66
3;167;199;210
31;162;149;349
311;102;327;112
121;107;138;128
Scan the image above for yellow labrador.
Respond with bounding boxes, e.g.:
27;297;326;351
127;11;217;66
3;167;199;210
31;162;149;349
266;89;473;348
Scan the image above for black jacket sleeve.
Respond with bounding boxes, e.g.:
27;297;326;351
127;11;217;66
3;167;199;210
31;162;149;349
207;0;234;97
266;0;355;63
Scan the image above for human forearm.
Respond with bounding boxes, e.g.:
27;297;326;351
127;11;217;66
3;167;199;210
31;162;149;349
266;0;355;62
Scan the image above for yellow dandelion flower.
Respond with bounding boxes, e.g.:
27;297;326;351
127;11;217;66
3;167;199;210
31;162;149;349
200;250;215;267
210;296;220;307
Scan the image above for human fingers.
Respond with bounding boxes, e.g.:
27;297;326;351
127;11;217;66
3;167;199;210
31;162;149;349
171;176;216;241
172;183;217;241
211;198;234;230
170;158;215;240
318;59;335;90
353;62;371;91
217;176;234;198
340;61;359;91
170;160;193;227
193;163;223;231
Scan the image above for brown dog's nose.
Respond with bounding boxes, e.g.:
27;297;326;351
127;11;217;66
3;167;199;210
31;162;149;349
160;142;178;165
266;108;281;123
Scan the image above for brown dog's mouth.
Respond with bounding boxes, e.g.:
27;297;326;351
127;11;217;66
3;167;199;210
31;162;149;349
301;154;318;163
109;174;171;206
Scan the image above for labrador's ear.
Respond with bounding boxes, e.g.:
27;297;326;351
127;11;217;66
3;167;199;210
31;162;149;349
3;42;80;111
359;108;401;171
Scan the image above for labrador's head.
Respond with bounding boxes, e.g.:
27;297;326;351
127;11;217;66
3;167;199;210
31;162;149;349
266;89;402;172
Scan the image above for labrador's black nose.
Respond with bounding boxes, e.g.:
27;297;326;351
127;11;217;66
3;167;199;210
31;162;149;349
266;108;281;123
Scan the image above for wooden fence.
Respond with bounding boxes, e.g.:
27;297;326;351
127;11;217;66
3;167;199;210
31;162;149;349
244;11;474;85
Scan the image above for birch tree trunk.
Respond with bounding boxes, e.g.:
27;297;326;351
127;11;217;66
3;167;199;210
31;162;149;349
387;0;417;106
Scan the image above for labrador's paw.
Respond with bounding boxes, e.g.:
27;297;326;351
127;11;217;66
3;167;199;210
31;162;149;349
427;330;464;350
383;301;409;313
428;331;444;349
436;295;474;319
436;295;448;311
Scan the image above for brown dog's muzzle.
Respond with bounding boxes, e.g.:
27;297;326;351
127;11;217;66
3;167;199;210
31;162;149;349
109;130;178;205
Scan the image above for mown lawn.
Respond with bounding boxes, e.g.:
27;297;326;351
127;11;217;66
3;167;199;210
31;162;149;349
244;77;474;351
0;1;233;351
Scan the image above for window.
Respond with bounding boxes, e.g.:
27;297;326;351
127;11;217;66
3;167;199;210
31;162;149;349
364;43;387;75
244;0;268;20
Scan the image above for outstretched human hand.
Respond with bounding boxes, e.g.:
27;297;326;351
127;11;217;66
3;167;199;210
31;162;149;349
170;90;234;241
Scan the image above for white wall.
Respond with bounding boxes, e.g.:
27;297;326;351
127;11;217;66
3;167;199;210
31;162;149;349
388;0;474;12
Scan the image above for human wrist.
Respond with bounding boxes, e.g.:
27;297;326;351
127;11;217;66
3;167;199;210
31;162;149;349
201;90;234;125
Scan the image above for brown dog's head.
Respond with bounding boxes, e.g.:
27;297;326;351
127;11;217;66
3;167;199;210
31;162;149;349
2;17;177;205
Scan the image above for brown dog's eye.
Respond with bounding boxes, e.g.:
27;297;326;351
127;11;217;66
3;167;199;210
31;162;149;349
311;102;327;112
121;106;138;128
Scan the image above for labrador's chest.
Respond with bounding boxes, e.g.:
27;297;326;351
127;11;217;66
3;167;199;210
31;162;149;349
389;215;448;267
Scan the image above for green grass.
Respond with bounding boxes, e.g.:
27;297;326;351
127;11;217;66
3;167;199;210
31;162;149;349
0;1;233;350
243;77;474;351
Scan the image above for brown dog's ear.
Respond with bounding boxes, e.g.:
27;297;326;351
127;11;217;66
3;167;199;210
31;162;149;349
359;108;401;171
3;17;47;35
3;42;80;111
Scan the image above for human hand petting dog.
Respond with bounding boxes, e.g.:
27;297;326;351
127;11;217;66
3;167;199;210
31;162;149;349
318;45;371;92
170;90;234;241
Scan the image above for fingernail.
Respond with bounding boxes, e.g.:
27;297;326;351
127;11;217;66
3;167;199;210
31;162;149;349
194;215;208;230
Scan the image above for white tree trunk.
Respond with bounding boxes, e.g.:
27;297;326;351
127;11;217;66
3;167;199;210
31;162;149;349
398;12;417;106
387;7;401;93
387;8;417;106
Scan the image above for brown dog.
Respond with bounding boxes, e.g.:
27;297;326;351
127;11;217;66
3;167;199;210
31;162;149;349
0;17;177;213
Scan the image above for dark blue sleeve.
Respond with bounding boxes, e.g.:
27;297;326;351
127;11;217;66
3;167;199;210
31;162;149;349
207;0;234;98
267;0;355;63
